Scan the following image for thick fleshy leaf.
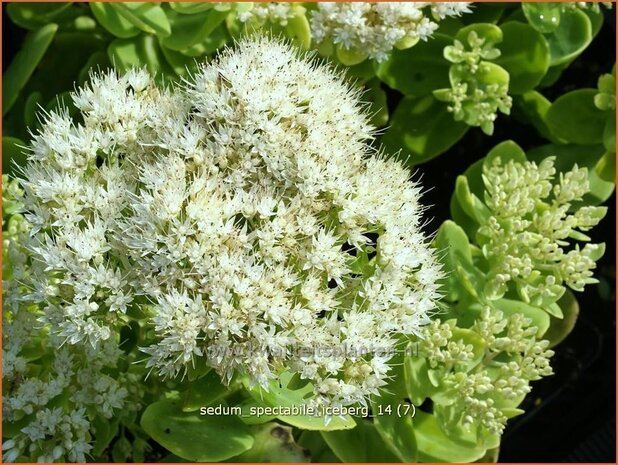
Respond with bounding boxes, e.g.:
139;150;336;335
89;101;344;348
335;46;368;66
78;51;112;85
544;290;580;348
3;23;57;116
603;112;616;154
365;78;388;127
90;3;141;38
92;417;120;457
285;12;312;49
113;3;171;38
455;176;491;225
108;35;175;81
162;8;227;51
244;372;356;431
376;33;452;96
381;95;468;165
160;45;199;77
522;2;562;33
7;2;73;30
513;91;562;143
494;22;550;94
24;92;43;131
546;89;606;145
2;137;27;176
595;151;616;183
321;419;401;462
140;398;254;462
450;193;479;239
169;2;215;14
182;370;231;412
178;24;230;57
233;423;310;462
297;431;339;462
434;220;473;302
371;361;418;462
414;411;488;462
545;9;592;66
455;23;503;45
23;31;106;104
404;352;437;406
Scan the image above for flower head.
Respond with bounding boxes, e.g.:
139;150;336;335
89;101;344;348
310;2;473;62
20;37;441;407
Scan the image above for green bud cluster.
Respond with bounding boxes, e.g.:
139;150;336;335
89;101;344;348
435;29;512;135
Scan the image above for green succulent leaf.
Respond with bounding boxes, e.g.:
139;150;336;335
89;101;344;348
335;46;368;66
244;372;356;431
595;151;616;183
321;418;401;462
297;431;339;462
365;78;389;128
7;2;73;30
3;23;58;116
162;8;227;52
108;34;174;81
92;417;120;457
233;423;310;462
404;351;438;406
382;95;468;165
494;21;550;94
513;91;562;143
544;289;580;347
546;89;606;145
182;370;231;412
90;2;141;38
522;2;562;33
160;45;199;77
545;9;592;66
112;3;171;38
434;220;474;302
285;12;312;49
455;23;503;45
414;411;489;462
169;2;215;15
140;398;254;462
455;175;491;225
603;112;616;154
376;33;452;96
371;359;418;462
2;137;28;177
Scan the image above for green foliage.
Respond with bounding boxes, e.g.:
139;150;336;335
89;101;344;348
140;398;254;462
3;23;57;115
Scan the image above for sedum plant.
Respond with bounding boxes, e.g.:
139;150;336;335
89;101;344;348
433;25;512;135
2;2;615;464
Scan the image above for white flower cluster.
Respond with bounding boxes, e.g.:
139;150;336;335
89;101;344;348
19;37;441;408
237;2;297;26
2;179;138;463
310;2;473;62
479;157;607;304
420;307;554;435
